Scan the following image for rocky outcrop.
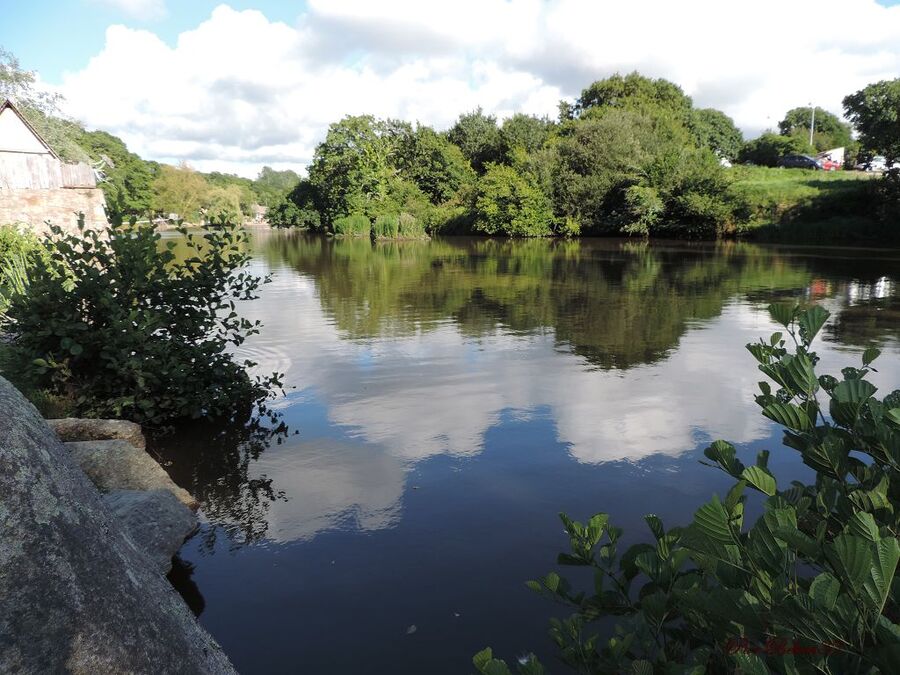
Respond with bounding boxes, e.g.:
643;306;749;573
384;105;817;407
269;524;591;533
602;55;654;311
0;375;236;674
103;489;199;574
65;439;199;510
48;417;146;450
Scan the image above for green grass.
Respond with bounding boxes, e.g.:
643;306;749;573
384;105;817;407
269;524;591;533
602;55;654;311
332;214;372;237
728;166;895;243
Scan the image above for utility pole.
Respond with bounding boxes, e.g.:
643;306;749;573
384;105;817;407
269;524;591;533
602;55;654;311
809;103;816;148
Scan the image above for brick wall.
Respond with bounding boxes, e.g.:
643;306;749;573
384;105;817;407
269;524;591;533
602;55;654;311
0;187;107;235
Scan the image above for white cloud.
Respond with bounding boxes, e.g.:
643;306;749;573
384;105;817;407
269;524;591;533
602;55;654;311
60;1;900;176
90;0;167;21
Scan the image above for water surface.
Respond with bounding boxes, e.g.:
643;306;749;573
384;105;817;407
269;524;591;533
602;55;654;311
156;232;900;674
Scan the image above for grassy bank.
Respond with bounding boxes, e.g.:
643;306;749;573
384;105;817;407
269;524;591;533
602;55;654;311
729;166;896;243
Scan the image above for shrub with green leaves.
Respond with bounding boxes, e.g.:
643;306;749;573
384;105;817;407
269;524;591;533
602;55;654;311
3;219;282;427
477;304;900;675
332;213;371;237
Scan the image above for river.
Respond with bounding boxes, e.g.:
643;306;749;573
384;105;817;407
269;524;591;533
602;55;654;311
155;229;900;674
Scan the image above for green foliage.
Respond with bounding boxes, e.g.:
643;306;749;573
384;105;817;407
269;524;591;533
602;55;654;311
690;108;744;160
552;108;736;237
844;79;900;163
447;108;505;174
474;164;554;237
332;213;371;237
397;212;426;238
78;129;155;222
252;166;301;207
0;226;36;326
480;305;900;674
500;114;555;159
574;72;693;122
779;106;853;154
373;213;400;239
3;218;282;426
395;124;475;204
738;132;808;167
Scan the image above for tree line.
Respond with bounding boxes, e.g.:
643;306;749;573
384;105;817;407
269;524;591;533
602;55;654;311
3;46;898;238
270;72;900;239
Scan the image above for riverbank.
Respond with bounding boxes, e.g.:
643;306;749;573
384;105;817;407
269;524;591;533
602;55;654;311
729;166;897;243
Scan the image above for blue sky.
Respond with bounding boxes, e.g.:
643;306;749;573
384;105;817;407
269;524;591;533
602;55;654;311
4;1;307;81
3;1;900;177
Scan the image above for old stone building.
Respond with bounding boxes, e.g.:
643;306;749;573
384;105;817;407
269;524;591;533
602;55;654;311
0;99;107;234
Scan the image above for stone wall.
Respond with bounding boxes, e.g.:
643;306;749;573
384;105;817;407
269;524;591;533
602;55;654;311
0;187;107;235
0;376;237;674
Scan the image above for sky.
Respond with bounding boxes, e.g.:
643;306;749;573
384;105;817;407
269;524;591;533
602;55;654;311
3;0;900;177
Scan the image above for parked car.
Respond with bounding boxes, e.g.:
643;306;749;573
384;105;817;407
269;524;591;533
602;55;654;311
819;157;841;171
777;154;823;170
854;155;888;172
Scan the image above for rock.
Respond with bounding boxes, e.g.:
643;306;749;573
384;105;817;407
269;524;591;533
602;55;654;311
0;375;237;674
47;417;146;450
103;490;199;574
65;439;199;510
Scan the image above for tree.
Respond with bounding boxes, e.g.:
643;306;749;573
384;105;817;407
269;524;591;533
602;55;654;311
394;124;474;204
78;130;154;222
690;108;744;160
843;79;900;162
574;72;693;121
473;164;553;237
0;47;88;162
204;185;244;225
779;106;853;153
307;115;396;225
447;108;504;173
252;166;301;207
151;164;210;222
500;113;554;158
738;132;807;167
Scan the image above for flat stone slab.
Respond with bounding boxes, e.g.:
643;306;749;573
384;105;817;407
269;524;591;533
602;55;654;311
65;439;199;510
47;417;146;450
103;489;199;574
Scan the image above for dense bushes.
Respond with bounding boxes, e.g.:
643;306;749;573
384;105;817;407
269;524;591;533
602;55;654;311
477;305;900;674
474;164;554;237
2;219;282;427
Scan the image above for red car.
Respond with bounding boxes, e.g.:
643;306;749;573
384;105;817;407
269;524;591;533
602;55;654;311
818;157;841;171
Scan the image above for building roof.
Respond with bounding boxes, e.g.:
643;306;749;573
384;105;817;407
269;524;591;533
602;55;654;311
0;98;60;160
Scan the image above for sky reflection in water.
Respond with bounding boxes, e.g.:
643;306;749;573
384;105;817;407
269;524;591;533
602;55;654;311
159;232;900;674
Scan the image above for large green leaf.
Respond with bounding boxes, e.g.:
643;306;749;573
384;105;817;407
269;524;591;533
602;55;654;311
829;534;873;593
862;347;881;367
847;511;879;542
768;302;797;328
782;352;819;394
809;572;840;610
797;305;830;345
762;402;813;432
704;440;744;477
741;466;777;496
832;378;877;404
863;537;900;613
693;496;736;543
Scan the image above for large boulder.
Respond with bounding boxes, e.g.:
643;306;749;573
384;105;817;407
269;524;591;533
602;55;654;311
103;489;199;574
48;417;146;450
65;439;199;510
0;376;236;674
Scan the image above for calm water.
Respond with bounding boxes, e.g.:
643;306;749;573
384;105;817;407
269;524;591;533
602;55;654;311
156;230;900;674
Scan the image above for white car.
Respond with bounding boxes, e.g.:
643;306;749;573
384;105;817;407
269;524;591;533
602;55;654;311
855;155;888;172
